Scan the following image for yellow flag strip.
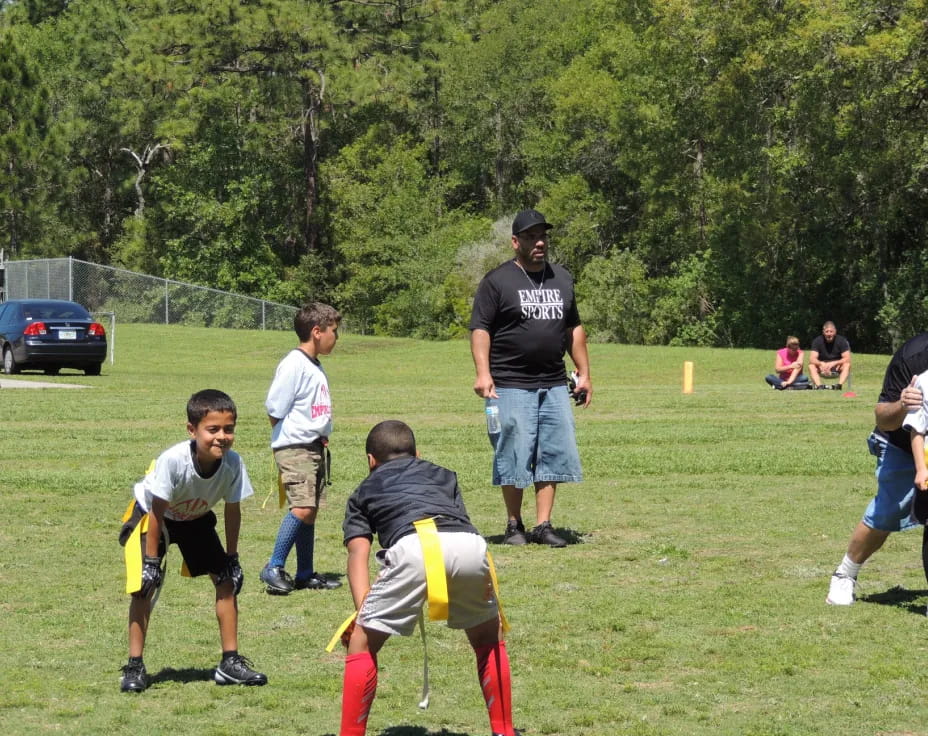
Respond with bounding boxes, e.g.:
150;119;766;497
412;518;449;621
124;512;149;594
325;611;358;653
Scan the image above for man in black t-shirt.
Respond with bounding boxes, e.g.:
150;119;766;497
826;332;928;606
469;209;592;548
809;321;852;389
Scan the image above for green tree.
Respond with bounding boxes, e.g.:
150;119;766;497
0;0;68;25
15;0;152;263
325;125;486;335
0;31;60;256
437;0;606;212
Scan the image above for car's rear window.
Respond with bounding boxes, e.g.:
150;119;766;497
21;303;90;320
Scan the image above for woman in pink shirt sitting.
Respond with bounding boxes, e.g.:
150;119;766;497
765;336;810;390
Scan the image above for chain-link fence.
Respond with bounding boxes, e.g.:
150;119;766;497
1;258;298;330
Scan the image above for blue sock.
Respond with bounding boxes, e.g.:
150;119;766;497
294;523;316;581
269;512;302;568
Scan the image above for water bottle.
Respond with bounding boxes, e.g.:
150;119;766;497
485;404;501;435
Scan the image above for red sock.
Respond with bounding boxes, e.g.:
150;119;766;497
475;641;514;736
340;651;378;736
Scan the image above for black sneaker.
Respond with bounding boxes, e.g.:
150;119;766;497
503;520;527;545
294;572;342;590
259;564;294;595
529;521;567;548
214;654;268;686
120;660;147;692
492;730;523;736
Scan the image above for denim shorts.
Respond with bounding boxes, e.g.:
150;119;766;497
487;385;583;489
862;442;919;532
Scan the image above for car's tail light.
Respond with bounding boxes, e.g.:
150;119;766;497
23;322;47;336
88;322;106;337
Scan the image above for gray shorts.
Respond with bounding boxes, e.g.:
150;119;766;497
274;444;326;509
358;532;499;636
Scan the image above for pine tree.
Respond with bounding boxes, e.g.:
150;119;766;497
0;33;57;255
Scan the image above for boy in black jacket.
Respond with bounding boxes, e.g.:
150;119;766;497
338;420;518;736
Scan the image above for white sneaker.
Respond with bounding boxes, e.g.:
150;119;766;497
826;572;856;605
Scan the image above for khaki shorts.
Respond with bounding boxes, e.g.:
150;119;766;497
274;444;327;509
358;532;499;636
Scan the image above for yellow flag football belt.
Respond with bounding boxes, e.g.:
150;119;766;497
413;517;450;621
122;499;149;595
122;460;190;597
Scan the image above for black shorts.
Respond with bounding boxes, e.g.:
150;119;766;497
119;501;227;577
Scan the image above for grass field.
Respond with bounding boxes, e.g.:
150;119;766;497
0;324;925;736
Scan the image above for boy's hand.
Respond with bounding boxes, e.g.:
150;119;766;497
340;618;356;648
218;553;244;595
139;555;163;597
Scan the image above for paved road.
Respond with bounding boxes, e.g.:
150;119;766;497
0;378;89;389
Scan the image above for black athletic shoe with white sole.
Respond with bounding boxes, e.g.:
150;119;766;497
294;572;342;590
120;660;147;692
214;654;268;686
260;564;294;595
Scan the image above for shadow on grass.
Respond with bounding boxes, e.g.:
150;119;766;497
320;730;470;736
859;585;928;615
379;729;470;736
278;571;344;591
149;666;215;685
486;526;584;546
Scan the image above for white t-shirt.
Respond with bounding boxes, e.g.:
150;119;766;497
902;371;928;435
265;348;333;449
133;440;254;521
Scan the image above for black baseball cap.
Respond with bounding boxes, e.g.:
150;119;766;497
512;209;554;235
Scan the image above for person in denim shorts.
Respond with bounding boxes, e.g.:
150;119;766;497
827;332;928;605
469;209;592;548
260;302;342;594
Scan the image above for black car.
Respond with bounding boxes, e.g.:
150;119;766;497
0;299;107;376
